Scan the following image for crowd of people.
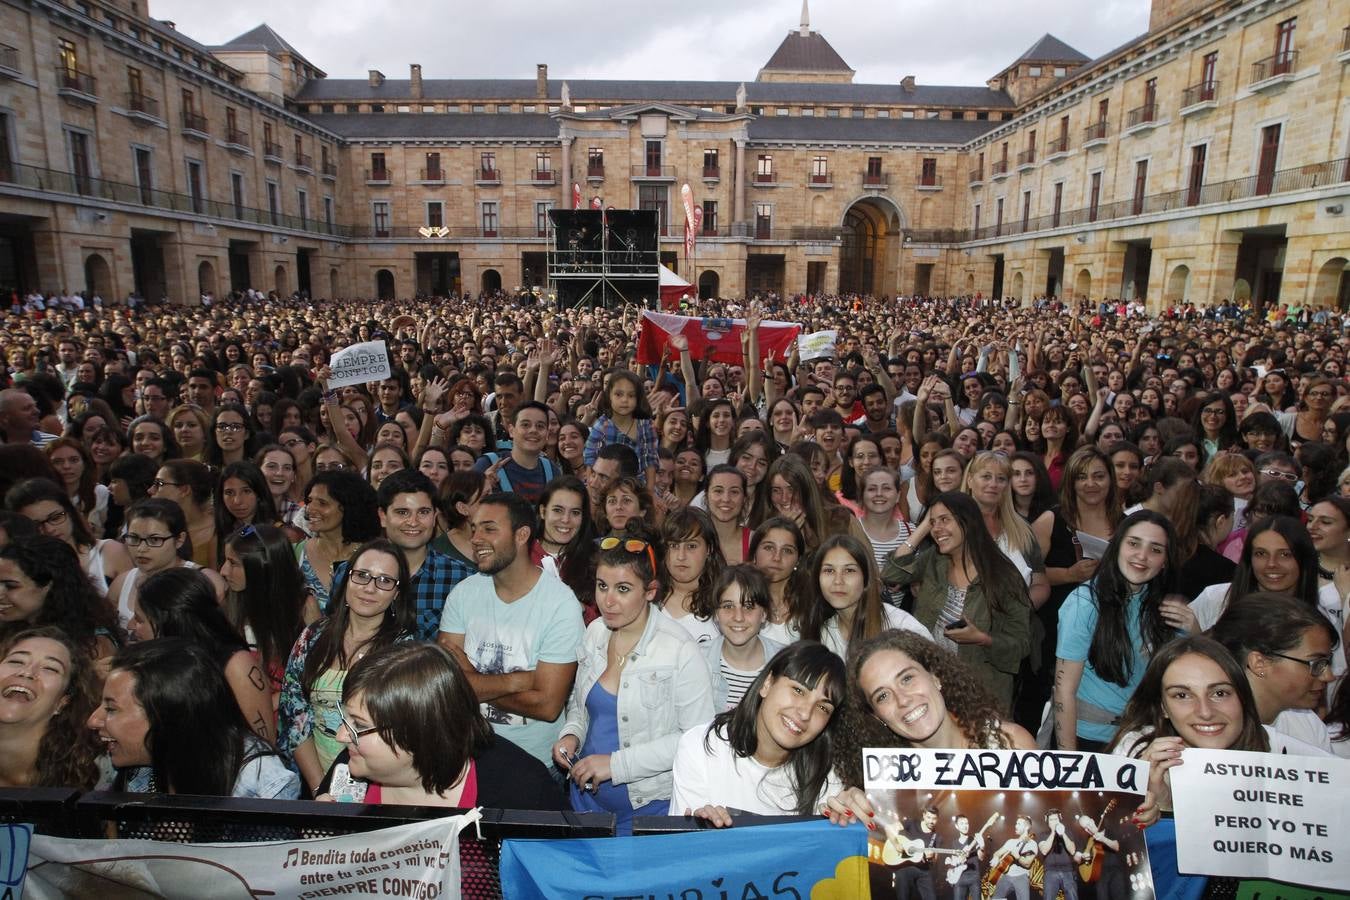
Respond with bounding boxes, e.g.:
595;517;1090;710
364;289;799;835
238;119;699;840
0;287;1347;893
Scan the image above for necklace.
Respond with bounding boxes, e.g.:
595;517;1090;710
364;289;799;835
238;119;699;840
609;633;641;670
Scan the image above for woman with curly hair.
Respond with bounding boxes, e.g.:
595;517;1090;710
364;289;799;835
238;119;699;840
824;632;1035;822
0;536;120;663
0;626;103;788
294;470;382;612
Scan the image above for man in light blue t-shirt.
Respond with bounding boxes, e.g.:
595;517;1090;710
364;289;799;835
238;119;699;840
438;492;583;765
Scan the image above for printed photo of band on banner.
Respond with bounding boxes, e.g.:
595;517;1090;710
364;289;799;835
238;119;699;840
864;749;1154;900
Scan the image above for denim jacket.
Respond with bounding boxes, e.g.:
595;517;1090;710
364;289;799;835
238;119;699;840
560;608;714;807
701;634;786;711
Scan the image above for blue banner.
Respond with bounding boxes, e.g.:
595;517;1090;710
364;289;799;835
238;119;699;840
499;818;868;900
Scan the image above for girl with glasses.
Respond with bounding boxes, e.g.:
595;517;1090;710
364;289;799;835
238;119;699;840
7;476;132;597
315;642;564;809
279;538;415;794
207;403;256;470
551;535;714;834
1189;391;1239;459
106;498;225;639
149;459;217;570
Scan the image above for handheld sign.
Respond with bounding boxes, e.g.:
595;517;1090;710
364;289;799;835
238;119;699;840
1171;748;1349;890
328;340;391;389
798;330;838;362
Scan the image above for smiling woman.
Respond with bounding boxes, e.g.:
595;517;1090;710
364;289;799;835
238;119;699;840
0;626;102;789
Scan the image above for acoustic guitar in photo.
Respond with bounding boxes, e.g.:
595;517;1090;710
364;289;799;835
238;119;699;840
986;834;1038;885
1076;799;1118;883
880;820;964;867
945;812;1003;885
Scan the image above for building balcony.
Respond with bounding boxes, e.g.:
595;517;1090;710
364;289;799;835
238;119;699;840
809;171;832;187
1180;81;1218;115
1083;121;1110;148
754;171;777;185
916;174;943;191
586;165;604;181
293;153;314;174
1249;51;1298;89
365;168;391;185
476;168;500;184
862;171;887;187
701;165;720;181
631;164;674;180
531;169;556;184
1045;136;1070;159
0;44;21;77
263;142;285;164
415;167;443;184
125;92;161;124
968;168;984;187
990;159;1010;179
56;67;97;103
1124;103;1159;134
181;111;209;140
1016;149;1036;171
321;161;337;180
224;128;250;152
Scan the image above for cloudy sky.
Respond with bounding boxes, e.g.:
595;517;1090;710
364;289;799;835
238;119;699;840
152;0;1150;87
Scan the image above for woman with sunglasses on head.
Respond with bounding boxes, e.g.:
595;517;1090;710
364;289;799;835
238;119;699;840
671;641;844;826
551;535;714;834
314;642;564;808
279;538;416;794
7;477;132;597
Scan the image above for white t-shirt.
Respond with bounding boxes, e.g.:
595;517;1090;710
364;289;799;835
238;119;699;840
1271;709;1333;753
669;721;841;816
660;605;721;646
439;569;585;765
760;619;800;646
820;605;931;660
1111;724;1328;758
1192;582;1346;679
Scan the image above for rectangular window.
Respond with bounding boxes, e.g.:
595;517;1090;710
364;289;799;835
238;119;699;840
1097;98;1109;123
58;38;78;76
1256;124;1280;195
994;197;1004;236
756;154;773;182
535;200;553;237
480;201;497;237
801;108;814;116
1089;171;1102;222
973;203;981;233
1021;191;1031;230
372;201;391;237
645;140;662;175
1028;65;1042;76
776;107;789;116
1188;144;1207;205
826;107;840;117
867;156;883;178
480;152;496;179
1201;52;1217;91
1276;17;1296;57
876;109;890;118
535;151;552;176
1052;182;1063;228
267;180;279;225
920;157;937;186
703;148;719;178
186;159;204;214
638;184;668;234
587;147;603;176
297;188;308;227
324;196;334;231
851;108;864;118
1143;78;1157;119
231;172;244;218
370;152;387;180
127;65;143;98
811;155;829;183
754;203;772;239
425;152;441;181
497;104;511;113
134;147;152;205
1132;159;1148;215
68;130;91;194
426;201;444;228
701;199;717;235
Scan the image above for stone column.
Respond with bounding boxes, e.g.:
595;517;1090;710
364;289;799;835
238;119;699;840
559;132;573;208
734;139;747;225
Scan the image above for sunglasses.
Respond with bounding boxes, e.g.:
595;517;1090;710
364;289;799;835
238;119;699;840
599;536;658;574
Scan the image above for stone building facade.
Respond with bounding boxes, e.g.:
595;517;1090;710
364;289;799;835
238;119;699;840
0;0;1346;309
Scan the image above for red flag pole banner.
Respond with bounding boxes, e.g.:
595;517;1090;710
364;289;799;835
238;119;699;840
658;265;692;312
637;309;800;364
691;206;703;289
680;184;697;281
683;221;694;273
572;183;582;210
590;197;603;210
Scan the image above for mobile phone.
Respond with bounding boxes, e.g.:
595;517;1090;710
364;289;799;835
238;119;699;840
945;619;968;630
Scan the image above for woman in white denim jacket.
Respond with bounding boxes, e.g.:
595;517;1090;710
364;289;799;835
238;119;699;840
552;536;714;833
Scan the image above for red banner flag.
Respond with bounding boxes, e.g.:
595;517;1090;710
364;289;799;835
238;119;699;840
590;197;603;210
636;310;801;366
572;183;582;210
684;221;694;263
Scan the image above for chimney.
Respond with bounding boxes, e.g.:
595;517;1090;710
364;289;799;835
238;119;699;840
901;74;916;94
536;64;548;100
410;63;422;99
368;69;384;88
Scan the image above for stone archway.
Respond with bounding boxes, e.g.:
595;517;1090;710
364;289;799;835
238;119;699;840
965;273;976;293
274;265;288;297
1010;270;1025;300
197;260;217;299
698;270;720;300
1231;278;1252;303
1074;268;1092;301
83;252;112;299
480;269;501;294
839;195;906;296
376;269;396;299
1165;264;1191;303
1313;257;1349;311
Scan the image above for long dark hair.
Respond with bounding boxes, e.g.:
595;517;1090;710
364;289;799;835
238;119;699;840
0;625;102;789
749;516;809;624
536;475;596;596
214;461;279;549
5;476;95;550
302;539;414;697
1211;591;1339;689
659;506;726;619
137;567;249;668
839;434;884;502
108;638;274;796
704;641;844;815
926;491;1028;613
223;524;306;677
1227;515;1320;609
798;533;886;647
0;537;119;651
1010;451;1056;521
1084;510;1180;686
1109;635;1268;757
304;469;382;544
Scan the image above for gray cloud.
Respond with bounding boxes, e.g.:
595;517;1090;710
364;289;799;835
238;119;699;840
151;0;1150;87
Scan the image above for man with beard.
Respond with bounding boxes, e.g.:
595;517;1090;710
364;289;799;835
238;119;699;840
438;492;584;766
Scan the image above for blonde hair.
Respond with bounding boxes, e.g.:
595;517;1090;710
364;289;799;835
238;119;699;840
960;451;1034;556
1201;451;1255;488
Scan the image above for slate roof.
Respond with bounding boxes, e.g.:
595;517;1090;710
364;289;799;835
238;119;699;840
293;77;1015;109
215;24;316;63
760;30;853;73
747;116;999;144
302;113;559;140
147;19;219;59
1013;33;1090;64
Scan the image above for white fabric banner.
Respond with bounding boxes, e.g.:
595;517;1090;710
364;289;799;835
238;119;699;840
23;810;479;900
797;330;838;362
328;340;391;388
1172;748;1349;889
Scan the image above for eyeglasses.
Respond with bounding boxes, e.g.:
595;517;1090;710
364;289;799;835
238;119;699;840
599;536;658;573
1200;408;1225;417
315;462;349;472
349;568;400;591
150;479;181;490
1265;651;1333;679
338;709;379;741
29;509;68;529
1260;469;1298;482
125;533;174;547
215;422;245;433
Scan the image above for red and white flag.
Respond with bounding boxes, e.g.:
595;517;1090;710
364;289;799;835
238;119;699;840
590;196;603;210
572;183;582;210
636;310;801;365
684;221;694;263
680;184;696;233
